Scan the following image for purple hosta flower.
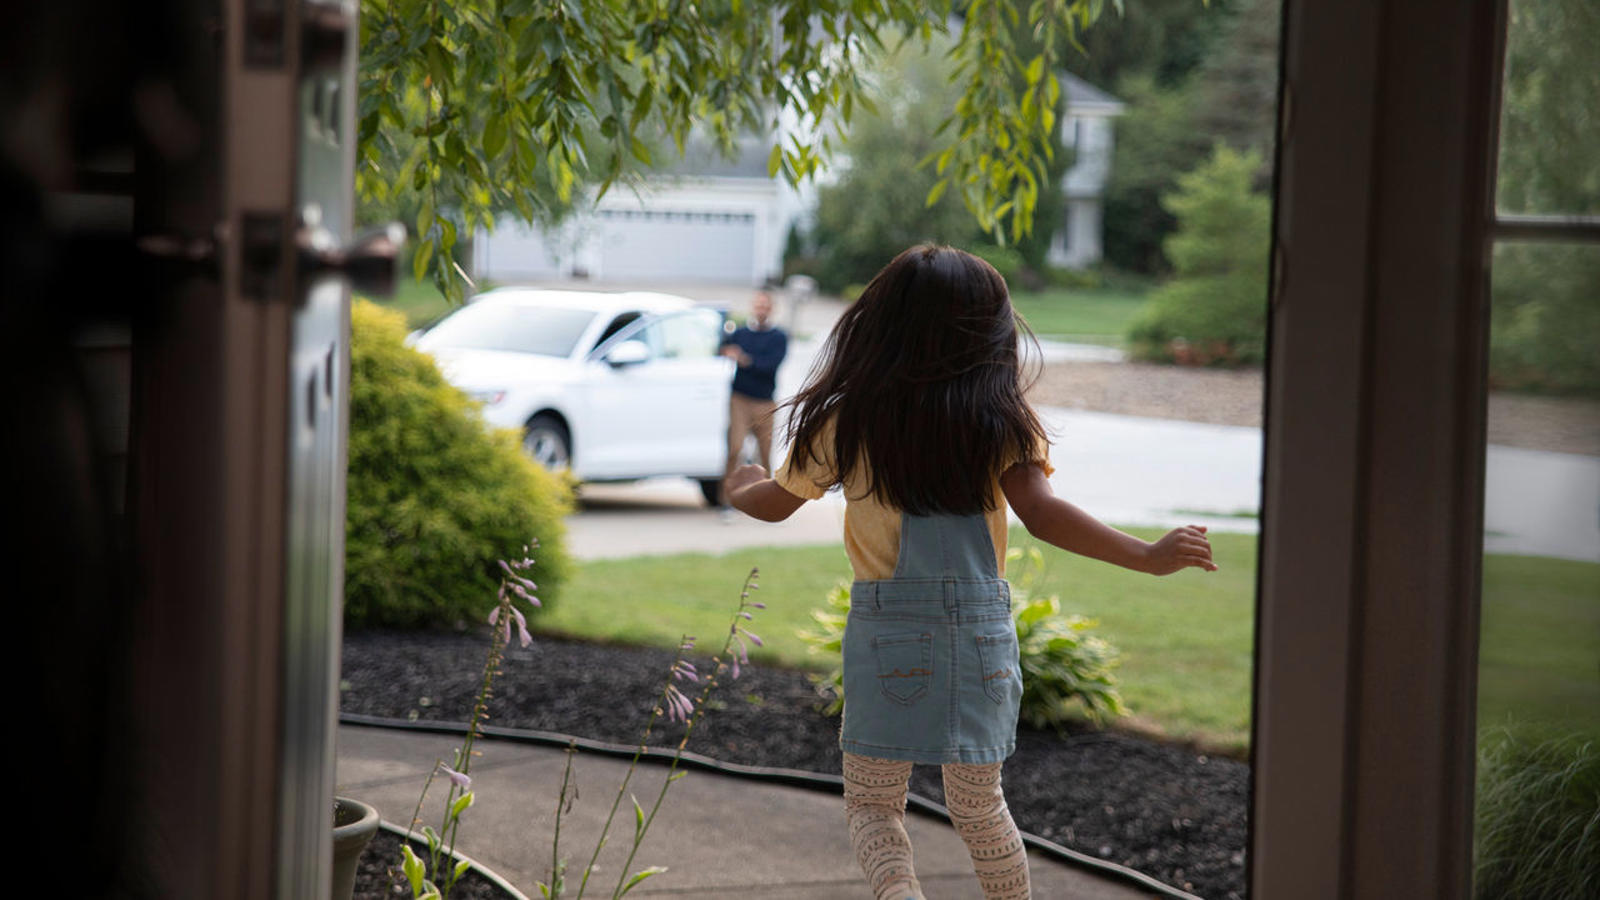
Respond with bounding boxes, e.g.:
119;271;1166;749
510;605;533;648
438;763;472;791
488;603;533;648
680;637;696;652
498;559;537;590
663;684;694;723
728;656;740;680
509;580;541;607
747;601;766;610
671;659;699;683
740;627;763;648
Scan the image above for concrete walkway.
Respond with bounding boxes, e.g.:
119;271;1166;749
337;724;1173;899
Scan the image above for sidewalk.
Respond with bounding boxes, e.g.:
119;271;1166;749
337;724;1173;898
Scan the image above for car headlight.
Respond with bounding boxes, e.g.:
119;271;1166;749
469;389;507;406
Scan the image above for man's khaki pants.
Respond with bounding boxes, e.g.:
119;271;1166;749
723;391;776;505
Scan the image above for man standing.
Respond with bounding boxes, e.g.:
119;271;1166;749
719;290;788;508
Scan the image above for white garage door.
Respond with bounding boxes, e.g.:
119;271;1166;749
475;219;566;282
598;209;756;284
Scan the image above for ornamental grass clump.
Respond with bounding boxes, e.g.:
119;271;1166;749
1473;730;1599;900
800;547;1125;729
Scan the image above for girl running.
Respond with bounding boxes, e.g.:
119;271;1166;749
726;244;1217;900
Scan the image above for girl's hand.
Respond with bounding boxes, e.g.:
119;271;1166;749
1144;525;1218;575
725;464;769;497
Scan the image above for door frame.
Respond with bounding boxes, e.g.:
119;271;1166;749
1251;0;1505;895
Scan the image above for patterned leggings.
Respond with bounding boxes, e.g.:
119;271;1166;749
843;752;1031;900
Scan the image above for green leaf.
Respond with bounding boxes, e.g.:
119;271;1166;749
402;845;425;895
767;142;783;178
451;790;475;818
925;179;949;208
632;794;645;838
454;859;472;880
483;117;508;159
412;238;435;284
619;866;668;896
630;136;652;165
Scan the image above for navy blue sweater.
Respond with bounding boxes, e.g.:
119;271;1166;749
722;324;788;401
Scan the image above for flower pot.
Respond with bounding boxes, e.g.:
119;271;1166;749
332;796;381;900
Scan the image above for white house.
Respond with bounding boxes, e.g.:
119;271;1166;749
475;73;1122;287
1050;73;1126;269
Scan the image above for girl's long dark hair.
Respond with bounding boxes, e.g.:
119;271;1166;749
785;244;1048;515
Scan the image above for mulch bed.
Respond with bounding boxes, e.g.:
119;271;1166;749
355;829;510;900
342;630;1249;899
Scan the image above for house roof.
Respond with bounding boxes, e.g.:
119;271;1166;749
1062;72;1125;115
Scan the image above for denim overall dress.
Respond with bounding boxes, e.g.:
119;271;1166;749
839;512;1023;764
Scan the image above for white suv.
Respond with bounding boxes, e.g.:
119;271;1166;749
414;288;735;504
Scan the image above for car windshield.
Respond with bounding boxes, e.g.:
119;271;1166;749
423;302;597;357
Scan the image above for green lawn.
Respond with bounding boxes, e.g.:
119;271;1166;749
541;526;1260;753
539;531;1600;756
360;277;455;330
1009;286;1152;344
1477;553;1600;743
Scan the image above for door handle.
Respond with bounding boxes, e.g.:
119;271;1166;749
297;213;405;298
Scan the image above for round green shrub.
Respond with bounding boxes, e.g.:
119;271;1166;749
345;299;573;629
1126;143;1270;367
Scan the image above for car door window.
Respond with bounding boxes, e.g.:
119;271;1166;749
591;312;642;352
656;309;724;359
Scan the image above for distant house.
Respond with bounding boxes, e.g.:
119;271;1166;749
1050;73;1126;270
474;74;1122;286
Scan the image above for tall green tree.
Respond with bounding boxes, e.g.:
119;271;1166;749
1093;0;1276;274
1190;0;1280;166
357;0;1128;300
1099;74;1211;273
806;35;985;292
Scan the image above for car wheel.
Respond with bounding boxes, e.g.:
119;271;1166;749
697;478;722;507
523;415;571;472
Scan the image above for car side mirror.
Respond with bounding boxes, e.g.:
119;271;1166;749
605;339;650;367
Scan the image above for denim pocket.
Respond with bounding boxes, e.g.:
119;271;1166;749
872;632;933;705
975;630;1020;704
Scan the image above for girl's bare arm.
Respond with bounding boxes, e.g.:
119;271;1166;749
726;464;807;522
1000;462;1218;575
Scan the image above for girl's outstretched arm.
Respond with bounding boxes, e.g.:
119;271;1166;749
1000;462;1218;575
726;463;807;522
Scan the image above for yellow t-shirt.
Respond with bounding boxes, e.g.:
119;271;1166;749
775;417;1053;580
